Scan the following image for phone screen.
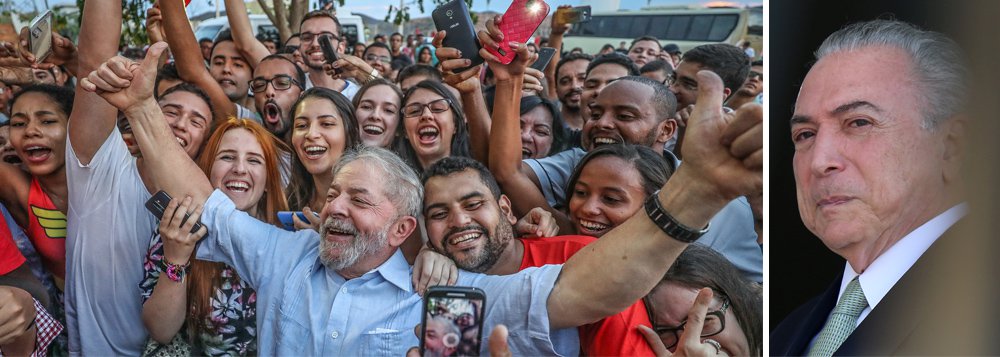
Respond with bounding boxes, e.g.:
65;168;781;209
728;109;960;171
422;291;485;357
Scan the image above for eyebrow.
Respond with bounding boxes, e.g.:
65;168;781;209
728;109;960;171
346;186;371;197
790;100;882;125
424;191;485;213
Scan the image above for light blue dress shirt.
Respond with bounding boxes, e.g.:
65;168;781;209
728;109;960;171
196;190;579;356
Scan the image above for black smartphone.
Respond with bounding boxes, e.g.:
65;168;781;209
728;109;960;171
420;286;486;357
530;46;556;71
432;0;484;72
558;5;591;24
145;190;206;235
319;34;343;75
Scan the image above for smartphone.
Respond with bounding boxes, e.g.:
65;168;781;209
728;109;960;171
145;190;206;235
319;34;343;75
486;0;550;65
529;46;555;71
557;6;591;24
420;286;486;357
28;10;53;63
432;0;485;72
277;211;318;231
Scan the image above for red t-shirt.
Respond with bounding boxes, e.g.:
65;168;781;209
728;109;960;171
0;212;27;275
27;177;67;280
519;236;656;356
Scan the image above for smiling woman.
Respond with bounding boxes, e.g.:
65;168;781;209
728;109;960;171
394;80;471;174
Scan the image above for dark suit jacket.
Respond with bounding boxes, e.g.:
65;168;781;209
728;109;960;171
770;221;994;355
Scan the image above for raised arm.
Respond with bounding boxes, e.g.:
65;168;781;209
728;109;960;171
160;0;237;121
433;31;491;164
225;0;270;66
547;70;763;329
544;6;572;100
478;18;574;234
67;0;122;164
80;43;213;203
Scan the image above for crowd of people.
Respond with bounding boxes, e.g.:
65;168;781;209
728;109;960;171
0;1;762;355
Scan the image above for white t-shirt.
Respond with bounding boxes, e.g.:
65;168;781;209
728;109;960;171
64;126;156;356
304;73;360;100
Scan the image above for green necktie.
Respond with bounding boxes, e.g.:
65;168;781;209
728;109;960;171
808;276;869;356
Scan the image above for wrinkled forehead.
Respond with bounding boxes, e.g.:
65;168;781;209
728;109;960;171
333;160;389;195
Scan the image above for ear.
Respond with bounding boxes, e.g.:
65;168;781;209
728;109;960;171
498;194;517;225
656;118;678;146
388;215;419;247
941;114;966;185
722;87;732;101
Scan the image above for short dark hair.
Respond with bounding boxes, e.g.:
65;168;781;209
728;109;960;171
364;42;392;56
154;62;181;99
617;76;678;121
300;10;342;36
630;36;662;50
210;29;235;56
257;54;306;86
681;44;751;95
555;52;593;78
391;32;403;38
519;95;567;157
751;59;763;67
11;84;74;118
421;156;501;201
564;144;672;211
397;64;442;84
160;82;212;115
198;38;212;44
586;52;639;77
640;59;674;80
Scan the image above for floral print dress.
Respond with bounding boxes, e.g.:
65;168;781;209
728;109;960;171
139;233;258;356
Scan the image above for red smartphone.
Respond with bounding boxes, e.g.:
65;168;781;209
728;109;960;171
486;0;550;64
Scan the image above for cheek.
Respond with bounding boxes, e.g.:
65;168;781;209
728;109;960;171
322;127;347;149
209;163;229;186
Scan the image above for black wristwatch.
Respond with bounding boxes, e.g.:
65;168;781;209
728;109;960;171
644;189;709;243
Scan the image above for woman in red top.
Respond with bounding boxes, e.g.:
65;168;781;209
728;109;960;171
0;85;74;289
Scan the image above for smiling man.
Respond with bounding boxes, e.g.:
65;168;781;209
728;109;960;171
771;20;971;355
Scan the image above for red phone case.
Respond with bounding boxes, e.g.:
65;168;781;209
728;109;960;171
487;0;550;64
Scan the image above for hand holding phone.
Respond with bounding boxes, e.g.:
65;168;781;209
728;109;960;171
529;47;556;72
319;34;343;75
277;211;318;231
146;190;206;235
432;0;485;72
557;6;591;24
27;10;53;63
485;0;550;65
420;286;485;357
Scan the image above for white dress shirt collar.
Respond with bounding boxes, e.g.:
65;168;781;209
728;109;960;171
839;203;967;324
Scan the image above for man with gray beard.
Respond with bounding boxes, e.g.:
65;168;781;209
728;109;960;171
88;40;762;355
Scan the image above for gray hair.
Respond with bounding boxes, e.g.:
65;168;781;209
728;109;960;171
331;146;423;218
815;19;967;129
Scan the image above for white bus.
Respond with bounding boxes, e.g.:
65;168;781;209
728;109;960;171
562;7;751;55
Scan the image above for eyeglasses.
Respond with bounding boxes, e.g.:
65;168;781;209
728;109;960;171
748;71;763;80
300;32;341;44
643;292;729;350
364;54;392;64
402;98;452;118
249;75;302;93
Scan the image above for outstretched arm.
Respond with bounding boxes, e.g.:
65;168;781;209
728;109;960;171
160;0;237;121
67;0;122;164
544;5;572;100
479;18;574;234
225;0;270;66
547;71;763;329
80;43;213;203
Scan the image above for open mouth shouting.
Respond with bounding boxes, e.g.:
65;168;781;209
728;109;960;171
264;100;283;126
416;125;440;146
20;144;52;164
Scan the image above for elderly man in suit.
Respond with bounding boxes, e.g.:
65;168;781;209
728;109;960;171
771;19;975;355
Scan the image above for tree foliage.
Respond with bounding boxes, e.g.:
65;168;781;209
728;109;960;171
384;0;476;25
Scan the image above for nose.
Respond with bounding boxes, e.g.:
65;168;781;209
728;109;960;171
808;129;846;177
447;208;472;229
265;82;277;99
520;126;533;144
668;81;681;95
579;195;602;217
23;119;42;137
222;60;233;75
304;120;321;139
232;157;249;175
323;191;350;220
170;115;189;133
